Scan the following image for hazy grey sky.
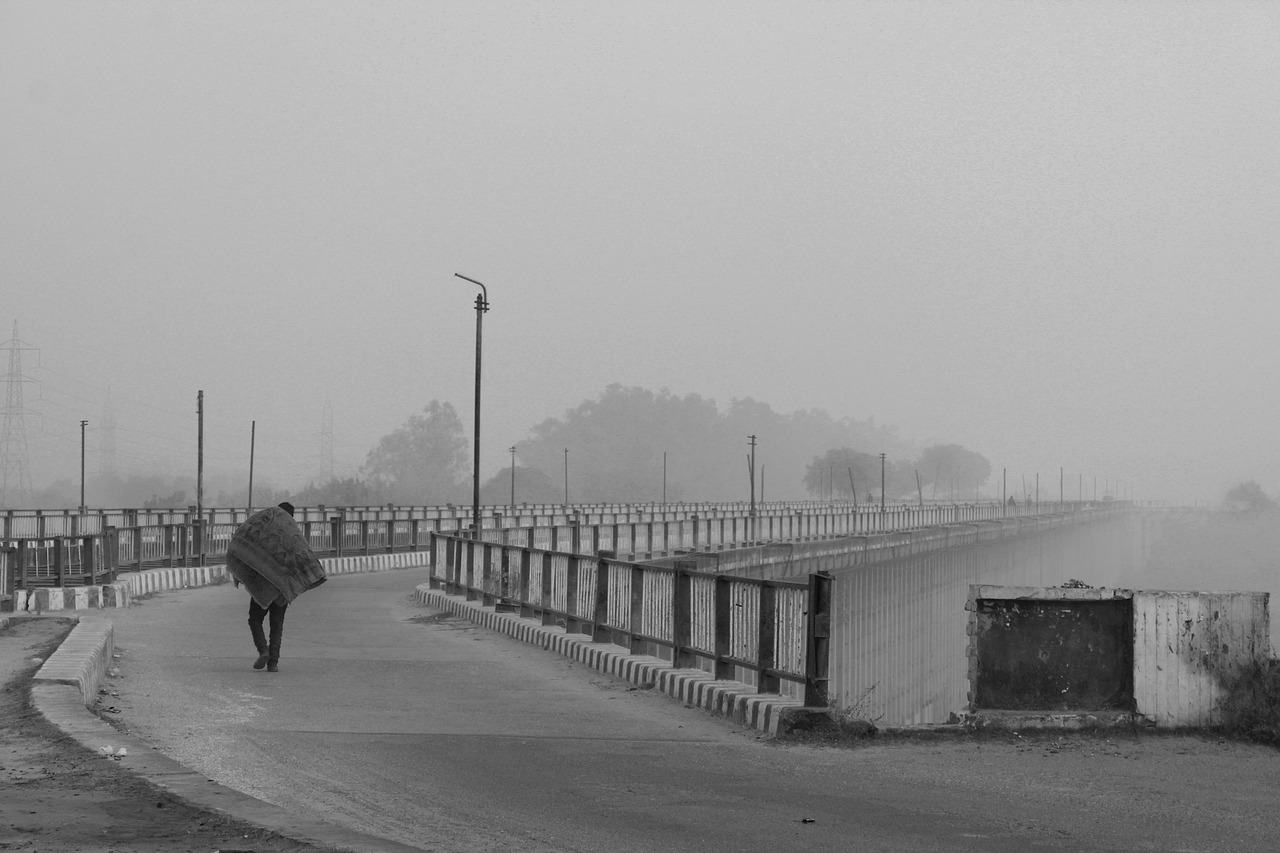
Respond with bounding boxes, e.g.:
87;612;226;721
2;1;1277;503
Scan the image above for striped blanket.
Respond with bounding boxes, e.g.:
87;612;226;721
226;507;327;608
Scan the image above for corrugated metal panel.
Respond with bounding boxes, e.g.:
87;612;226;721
549;553;569;613
728;580;759;663
606;562;632;629
1133;591;1270;727
643;571;674;643
774;586;807;675
689;575;716;653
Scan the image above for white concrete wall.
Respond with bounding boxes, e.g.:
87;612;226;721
1133;590;1271;727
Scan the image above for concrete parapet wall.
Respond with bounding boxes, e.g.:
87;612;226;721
12;551;430;613
415;585;810;736
674;513;1125;580
967;584;1272;728
32;616;115;707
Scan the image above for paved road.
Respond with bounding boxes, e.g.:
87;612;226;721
104;568;1277;852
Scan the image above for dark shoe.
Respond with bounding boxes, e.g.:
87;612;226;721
253;651;269;670
267;663;279;673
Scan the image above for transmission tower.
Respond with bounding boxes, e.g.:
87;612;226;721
319;397;335;483
0;321;38;508
99;387;118;480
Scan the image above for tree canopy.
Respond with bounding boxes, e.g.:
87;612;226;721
513;384;913;503
1223;481;1277;511
362;401;469;504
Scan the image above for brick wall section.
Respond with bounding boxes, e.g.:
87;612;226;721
32;617;115;707
415;585;812;736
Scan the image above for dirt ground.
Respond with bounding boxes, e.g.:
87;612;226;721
0;617;336;853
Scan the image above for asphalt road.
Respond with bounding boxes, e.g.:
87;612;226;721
102;568;1279;853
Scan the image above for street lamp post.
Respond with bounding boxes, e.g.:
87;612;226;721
79;419;87;512
509;445;516;511
563;448;569;505
455;273;489;539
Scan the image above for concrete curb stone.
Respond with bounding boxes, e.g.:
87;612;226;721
414;584;812;737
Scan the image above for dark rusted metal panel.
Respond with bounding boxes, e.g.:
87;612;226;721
673;560;694;668
972;597;1134;712
714;575;732;679
757;583;779;693
591;550;614;642
804;572;832;706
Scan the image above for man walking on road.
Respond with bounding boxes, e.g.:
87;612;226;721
226;501;327;672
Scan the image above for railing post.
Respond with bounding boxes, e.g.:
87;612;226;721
518;549;532;617
566;556;580;631
54;537;66;587
360;521;370;556
713;574;732;680
330;515;343;558
163;524;174;568
628;565;645;654
464;540;477;600
756;583;778;693
672;560;694;668
105;527;119;581
591;550;614;642
480;543;494;606
803;572;833;707
540;552;554;626
82;534;96;582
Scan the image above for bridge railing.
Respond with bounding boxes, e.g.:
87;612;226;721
0;498;1131;540
430;533;831;704
0;499;1128;599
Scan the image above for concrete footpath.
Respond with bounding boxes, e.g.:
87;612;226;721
22;565;1280;853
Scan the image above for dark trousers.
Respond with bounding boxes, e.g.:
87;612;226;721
248;599;288;665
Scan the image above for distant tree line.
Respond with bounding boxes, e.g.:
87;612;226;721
12;385;1008;509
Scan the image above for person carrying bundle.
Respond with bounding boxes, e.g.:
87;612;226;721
226;501;326;672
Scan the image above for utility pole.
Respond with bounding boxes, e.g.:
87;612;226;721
747;435;757;521
563;448;569;505
509;445;516;511
875;450;885;512
79;419;87;512
248;420;256;512
662;451;667;505
196;390;204;565
196;391;203;517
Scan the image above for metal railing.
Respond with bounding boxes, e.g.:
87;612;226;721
431;534;831;704
0;497;1130;540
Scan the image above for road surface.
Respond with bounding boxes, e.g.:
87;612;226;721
103;567;1280;852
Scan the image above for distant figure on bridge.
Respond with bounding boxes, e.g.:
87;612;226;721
226;501;326;673
1007;496;1016;508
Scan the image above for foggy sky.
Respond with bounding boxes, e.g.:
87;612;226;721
2;2;1278;504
